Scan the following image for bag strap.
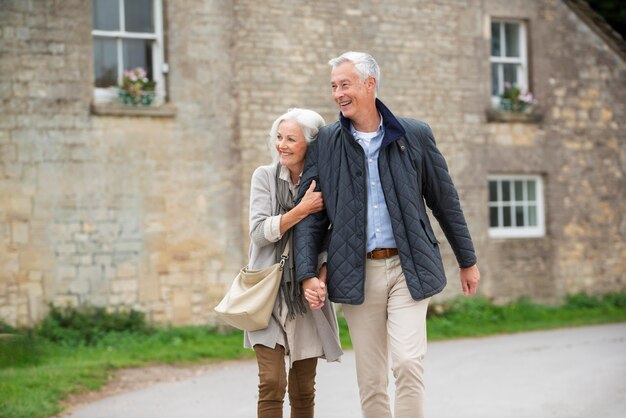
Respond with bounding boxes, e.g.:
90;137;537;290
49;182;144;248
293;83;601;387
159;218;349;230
279;237;290;267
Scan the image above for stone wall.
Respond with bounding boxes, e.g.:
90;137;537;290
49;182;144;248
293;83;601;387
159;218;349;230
0;0;242;326
0;0;624;326
477;0;626;302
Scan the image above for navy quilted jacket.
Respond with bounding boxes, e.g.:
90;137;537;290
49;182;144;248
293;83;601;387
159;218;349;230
294;99;476;304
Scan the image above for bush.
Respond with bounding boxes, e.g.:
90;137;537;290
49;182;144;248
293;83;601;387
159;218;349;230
0;334;46;369
35;305;153;346
0;319;16;334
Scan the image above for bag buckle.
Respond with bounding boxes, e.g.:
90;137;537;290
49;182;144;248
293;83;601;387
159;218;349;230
279;255;288;268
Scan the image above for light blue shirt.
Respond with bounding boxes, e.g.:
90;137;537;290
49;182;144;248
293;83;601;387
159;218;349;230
351;117;397;253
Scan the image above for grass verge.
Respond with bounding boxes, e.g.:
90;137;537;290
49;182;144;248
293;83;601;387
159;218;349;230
1;292;625;418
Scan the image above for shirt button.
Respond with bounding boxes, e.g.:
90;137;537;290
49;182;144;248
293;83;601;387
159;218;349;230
374;205;378;209
371;182;375;186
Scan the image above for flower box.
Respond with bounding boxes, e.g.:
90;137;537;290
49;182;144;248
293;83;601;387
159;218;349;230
118;89;156;106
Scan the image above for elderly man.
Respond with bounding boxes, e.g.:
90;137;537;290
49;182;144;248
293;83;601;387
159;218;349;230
295;51;480;418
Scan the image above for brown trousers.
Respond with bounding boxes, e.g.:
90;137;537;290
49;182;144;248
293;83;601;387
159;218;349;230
254;344;317;418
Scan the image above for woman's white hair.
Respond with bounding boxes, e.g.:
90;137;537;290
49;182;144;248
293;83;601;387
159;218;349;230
268;108;325;164
328;51;380;95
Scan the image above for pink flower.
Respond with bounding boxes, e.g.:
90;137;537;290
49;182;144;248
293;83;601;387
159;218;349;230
519;91;535;104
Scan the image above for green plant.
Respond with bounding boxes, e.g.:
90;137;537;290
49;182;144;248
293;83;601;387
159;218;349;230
35;305;152;346
0;319;15;334
118;67;156;105
0;334;46;369
500;82;536;112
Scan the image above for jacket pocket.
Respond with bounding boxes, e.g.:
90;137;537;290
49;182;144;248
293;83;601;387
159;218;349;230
420;219;439;245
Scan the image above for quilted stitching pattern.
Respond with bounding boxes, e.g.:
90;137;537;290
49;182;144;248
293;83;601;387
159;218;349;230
294;105;476;304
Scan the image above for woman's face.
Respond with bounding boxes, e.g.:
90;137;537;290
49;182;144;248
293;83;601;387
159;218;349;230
276;119;308;172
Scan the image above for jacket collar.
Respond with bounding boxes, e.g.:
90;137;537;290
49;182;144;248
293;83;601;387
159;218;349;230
339;98;406;148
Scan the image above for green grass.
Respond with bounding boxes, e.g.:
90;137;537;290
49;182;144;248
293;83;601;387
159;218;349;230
426;292;626;340
1;293;625;418
0;327;253;418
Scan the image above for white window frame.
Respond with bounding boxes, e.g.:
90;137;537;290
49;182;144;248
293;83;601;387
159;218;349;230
91;0;166;104
488;175;545;239
490;19;528;106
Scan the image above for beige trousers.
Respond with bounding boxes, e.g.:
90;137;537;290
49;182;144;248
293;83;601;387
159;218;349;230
343;255;430;418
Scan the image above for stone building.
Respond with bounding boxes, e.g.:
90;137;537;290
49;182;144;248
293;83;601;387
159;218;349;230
0;0;624;327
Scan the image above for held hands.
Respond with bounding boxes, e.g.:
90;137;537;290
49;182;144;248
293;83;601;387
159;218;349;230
298;180;324;215
460;264;480;296
303;264;327;310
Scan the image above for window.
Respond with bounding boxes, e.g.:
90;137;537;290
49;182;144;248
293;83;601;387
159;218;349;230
488;175;544;238
92;0;166;104
490;20;528;101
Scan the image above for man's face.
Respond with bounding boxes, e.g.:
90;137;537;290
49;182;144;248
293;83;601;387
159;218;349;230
330;62;375;121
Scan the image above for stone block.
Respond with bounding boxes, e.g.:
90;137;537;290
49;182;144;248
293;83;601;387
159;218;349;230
0;247;19;275
116;261;138;278
109;291;137;306
53;295;79;307
0;144;17;162
3;196;32;217
112;279;138;293
171;289;192;325
78;265;102;281
10;220;29;244
138;275;160;303
19;247;55;271
56;243;76;254
114;241;143;253
69;278;89;294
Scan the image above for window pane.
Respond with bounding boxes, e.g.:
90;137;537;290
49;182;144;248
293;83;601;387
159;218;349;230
491;22;501;56
123;39;153;80
515;206;524;226
491;63;500;96
514;181;523;201
93;37;118;87
125;0;154;33
528;180;536;201
528;205;537;226
490;207;499;227
489;181;498;202
93;0;119;31
503;64;518;86
502;181;511;201
503;205;512;227
504;23;520;57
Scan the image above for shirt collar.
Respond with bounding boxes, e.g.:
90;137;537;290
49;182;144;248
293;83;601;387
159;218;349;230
350;113;384;140
279;164;301;187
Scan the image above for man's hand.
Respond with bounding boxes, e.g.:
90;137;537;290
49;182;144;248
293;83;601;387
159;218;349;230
460;264;480;296
302;276;326;310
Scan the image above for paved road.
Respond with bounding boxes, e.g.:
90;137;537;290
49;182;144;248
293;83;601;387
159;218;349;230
67;323;626;418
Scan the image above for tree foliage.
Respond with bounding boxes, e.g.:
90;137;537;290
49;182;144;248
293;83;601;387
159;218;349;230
585;0;626;38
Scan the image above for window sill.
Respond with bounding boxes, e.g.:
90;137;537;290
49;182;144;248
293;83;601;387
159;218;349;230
488;230;546;239
91;102;177;118
485;108;543;124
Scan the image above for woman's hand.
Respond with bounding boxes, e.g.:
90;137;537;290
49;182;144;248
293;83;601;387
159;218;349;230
298;180;324;215
303;276;326;310
278;180;324;235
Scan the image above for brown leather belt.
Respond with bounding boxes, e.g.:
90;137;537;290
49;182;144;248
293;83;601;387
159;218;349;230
366;248;399;260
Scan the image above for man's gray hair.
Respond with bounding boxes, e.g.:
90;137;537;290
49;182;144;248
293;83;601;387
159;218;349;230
328;51;380;95
268;108;326;164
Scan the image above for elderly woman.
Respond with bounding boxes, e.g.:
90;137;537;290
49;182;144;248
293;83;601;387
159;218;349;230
245;108;342;418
